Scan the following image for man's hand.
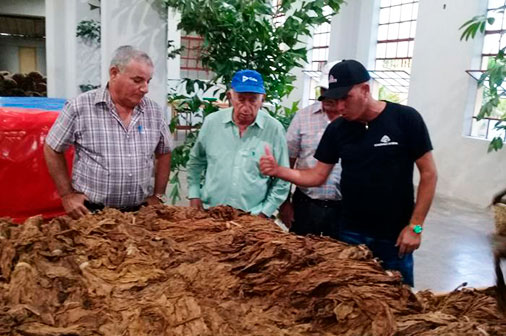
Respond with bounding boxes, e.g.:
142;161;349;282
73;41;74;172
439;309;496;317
259;145;279;177
395;225;422;257
145;195;162;206
189;198;204;210
61;192;90;219
278;200;294;228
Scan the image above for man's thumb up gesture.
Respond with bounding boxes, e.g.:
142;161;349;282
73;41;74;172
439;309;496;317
260;145;279;177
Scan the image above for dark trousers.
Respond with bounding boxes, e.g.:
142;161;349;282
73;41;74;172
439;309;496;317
339;229;414;286
290;188;341;238
84;200;146;213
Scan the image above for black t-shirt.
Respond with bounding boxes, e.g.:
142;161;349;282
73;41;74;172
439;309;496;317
314;102;433;240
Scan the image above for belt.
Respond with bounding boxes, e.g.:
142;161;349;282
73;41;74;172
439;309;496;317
84;200;146;213
293;188;341;208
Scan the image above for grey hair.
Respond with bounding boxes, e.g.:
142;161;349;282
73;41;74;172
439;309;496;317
109;45;153;71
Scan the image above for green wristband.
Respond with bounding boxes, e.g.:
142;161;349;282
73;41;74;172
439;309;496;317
411;224;423;234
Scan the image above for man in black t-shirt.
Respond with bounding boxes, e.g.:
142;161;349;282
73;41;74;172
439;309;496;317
260;60;437;286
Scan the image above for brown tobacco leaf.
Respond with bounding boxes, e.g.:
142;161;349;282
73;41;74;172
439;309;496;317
0;205;504;335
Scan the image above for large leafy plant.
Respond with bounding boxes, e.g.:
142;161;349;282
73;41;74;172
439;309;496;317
460;6;506;152
164;0;343;101
163;0;343;202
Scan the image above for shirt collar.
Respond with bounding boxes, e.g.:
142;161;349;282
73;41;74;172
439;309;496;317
94;83;147;111
311;102;323;115
221;107;266;129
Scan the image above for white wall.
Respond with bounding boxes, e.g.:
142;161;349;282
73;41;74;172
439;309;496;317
45;0;78;98
328;0;378;67
0;37;46;74
101;0;168;110
75;0;100;92
167;8;181;91
0;0;44;17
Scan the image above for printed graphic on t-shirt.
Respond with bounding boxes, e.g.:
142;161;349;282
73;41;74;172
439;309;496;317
374;134;399;147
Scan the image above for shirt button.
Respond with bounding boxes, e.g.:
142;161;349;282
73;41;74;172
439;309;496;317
128;173;132;177
127;192;131;195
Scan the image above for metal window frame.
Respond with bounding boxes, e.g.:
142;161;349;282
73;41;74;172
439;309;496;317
180;35;210;74
466;0;506;135
372;0;419;96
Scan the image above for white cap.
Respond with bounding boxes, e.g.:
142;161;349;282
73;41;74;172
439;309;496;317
316;60;340;89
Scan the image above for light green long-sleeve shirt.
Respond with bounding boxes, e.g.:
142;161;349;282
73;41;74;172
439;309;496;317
187;107;290;217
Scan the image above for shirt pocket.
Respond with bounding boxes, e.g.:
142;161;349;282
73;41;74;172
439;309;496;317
300;129;315;152
140;125;160;152
240;144;264;181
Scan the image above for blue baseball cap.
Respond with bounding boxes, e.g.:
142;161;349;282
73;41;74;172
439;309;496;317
231;69;266;94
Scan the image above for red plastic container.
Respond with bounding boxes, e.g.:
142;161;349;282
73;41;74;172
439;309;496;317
0;107;73;222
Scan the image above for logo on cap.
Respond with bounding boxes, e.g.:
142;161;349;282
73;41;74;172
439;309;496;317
328;75;337;84
242;75;258;83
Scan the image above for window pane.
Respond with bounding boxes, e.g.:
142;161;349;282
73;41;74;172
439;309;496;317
401;4;413;21
501;11;506;30
399;22;411;39
408;41;414;57
470;118;488;139
397;41;409;57
314;34;322;46
410;21;417;38
488;121;505;140
390;5;401;22
489;0;505;10
482;56;490;70
388;23;400;39
376;43;387;58
412;3;418;20
379;8;390;24
381;0;391;7
483;33;501;54
487;11;503;31
500;35;506;50
386;42;398;58
391;0;402;6
378;25;388;40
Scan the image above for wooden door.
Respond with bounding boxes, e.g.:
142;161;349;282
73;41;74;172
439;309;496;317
19;47;37;73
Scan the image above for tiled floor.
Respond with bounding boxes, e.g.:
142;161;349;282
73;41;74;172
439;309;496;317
414;196;496;292
166;168;498;293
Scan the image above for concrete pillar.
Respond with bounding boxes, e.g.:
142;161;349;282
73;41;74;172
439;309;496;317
167;8;181;92
45;0;78;98
328;0;378;68
101;0;168;110
75;0;101;93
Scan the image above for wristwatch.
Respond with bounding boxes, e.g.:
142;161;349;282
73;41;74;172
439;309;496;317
410;224;423;234
154;193;167;203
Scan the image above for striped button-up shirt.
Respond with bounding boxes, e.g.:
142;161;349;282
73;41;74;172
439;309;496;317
46;86;174;207
286;102;342;200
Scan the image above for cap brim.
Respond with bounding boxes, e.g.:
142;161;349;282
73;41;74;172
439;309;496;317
232;85;265;94
318;85;353;101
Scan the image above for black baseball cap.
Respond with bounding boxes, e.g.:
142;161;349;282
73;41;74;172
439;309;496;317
318;59;371;101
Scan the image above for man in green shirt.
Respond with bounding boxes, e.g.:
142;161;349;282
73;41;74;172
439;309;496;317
187;69;289;217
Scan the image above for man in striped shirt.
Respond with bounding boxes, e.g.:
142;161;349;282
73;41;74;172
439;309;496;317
279;61;342;237
44;46;173;219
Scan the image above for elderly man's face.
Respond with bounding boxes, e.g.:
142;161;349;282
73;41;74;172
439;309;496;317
228;90;264;126
109;59;153;108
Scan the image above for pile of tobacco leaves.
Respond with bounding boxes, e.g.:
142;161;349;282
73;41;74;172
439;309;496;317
0;205;505;335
